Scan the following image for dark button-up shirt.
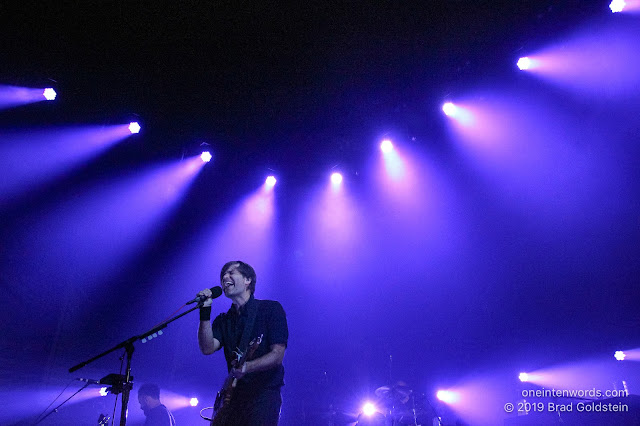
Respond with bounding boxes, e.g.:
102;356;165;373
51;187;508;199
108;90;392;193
212;295;288;393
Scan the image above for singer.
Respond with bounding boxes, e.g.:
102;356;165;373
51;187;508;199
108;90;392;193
197;261;288;426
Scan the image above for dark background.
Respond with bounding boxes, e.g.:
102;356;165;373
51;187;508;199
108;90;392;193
1;1;639;425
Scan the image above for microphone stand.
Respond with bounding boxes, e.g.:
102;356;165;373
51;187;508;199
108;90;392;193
67;304;201;426
34;383;90;424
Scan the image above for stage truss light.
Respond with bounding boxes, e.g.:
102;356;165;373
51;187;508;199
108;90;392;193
201;151;212;163
190;397;199;407
128;122;141;134
265;175;276;188
380;139;393;153
43;88;57;101
614;351;626;361
610;0;626;12
519;372;529;382
330;172;343;185
442;102;457;116
517;57;532;70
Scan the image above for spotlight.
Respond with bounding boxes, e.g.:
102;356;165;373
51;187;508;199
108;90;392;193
442;102;457;117
380;139;393;153
43;88;57;101
265;175;276;188
436;390;458;404
200;151;212;163
99;387;109;397
330;172;343;185
615;351;626;361
610;0;626;12
190;397;199;407
362;402;376;416
517;57;532;70
128;122;141;134
519;372;529;382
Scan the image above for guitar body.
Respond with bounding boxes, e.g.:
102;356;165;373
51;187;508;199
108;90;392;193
211;401;229;426
211;376;235;426
210;335;263;425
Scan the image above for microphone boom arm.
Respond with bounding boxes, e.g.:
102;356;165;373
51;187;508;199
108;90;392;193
68;303;202;425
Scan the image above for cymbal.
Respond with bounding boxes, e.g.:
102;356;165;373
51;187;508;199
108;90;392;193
375;384;412;401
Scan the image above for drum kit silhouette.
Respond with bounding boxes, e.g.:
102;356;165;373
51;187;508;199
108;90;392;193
324;383;437;426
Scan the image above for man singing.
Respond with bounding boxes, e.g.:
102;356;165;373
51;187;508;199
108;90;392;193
197;261;288;425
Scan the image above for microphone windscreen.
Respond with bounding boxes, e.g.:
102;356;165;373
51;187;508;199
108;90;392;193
211;286;223;298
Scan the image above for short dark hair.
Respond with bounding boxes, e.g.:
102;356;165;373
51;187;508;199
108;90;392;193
220;261;257;294
138;383;160;400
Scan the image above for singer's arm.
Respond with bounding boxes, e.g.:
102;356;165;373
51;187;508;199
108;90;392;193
196;288;221;355
240;344;286;375
198;319;221;355
232;301;288;379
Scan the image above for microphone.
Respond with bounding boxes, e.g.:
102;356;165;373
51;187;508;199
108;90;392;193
77;377;101;385
187;286;223;305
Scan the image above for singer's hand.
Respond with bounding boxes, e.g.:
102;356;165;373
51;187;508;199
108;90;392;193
197;288;213;307
231;362;248;379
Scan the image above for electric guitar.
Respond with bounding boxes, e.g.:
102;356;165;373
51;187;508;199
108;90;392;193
210;334;263;426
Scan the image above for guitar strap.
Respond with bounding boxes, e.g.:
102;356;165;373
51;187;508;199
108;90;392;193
238;298;258;355
210;300;259;426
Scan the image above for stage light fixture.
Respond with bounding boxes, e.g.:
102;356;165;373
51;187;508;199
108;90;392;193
265;175;276;188
442;102;457;116
436;390;458;403
331;172;343;185
517;57;532;70
362;402;376;416
99;387;109;397
519;372;529;382
43;88;57;101
610;0;626;12
380;139;393;153
615;351;626;361
128;122;141;134
201;151;212;163
190;397;199;407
